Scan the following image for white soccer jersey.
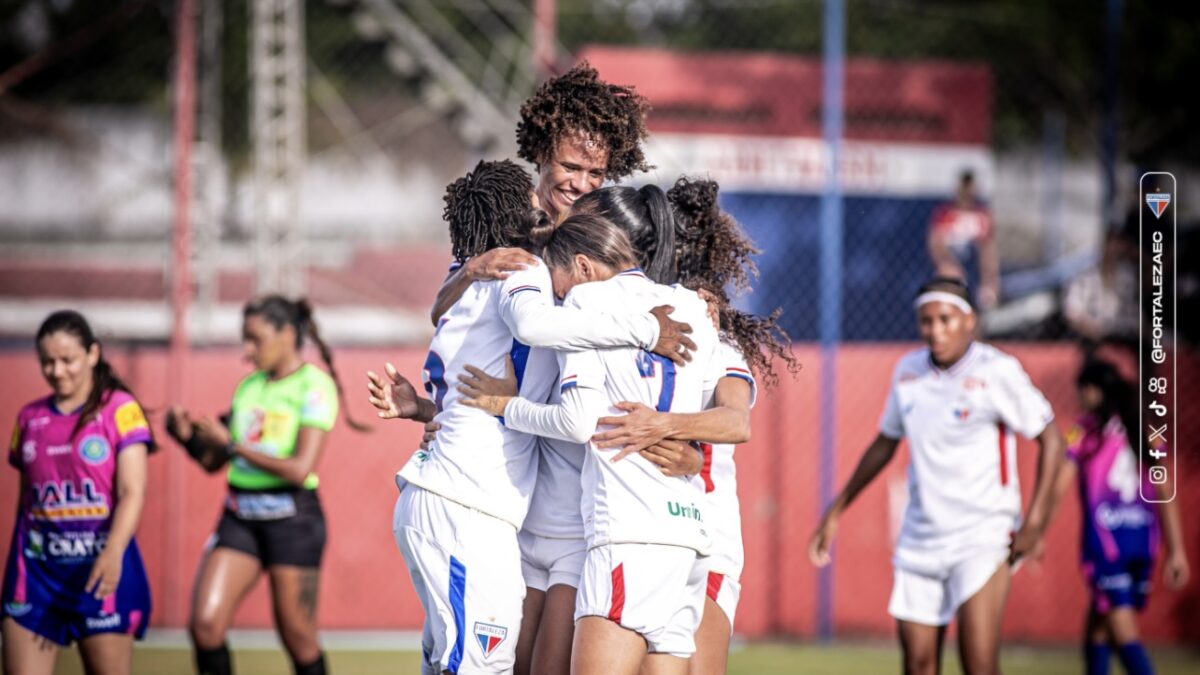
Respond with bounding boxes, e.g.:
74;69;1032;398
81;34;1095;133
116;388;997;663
878;342;1054;551
699;341;758;580
398;260;661;528
522;354;587;539
563;271;722;552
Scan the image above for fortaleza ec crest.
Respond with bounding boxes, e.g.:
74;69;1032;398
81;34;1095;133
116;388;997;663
474;622;507;659
1146;192;1171;219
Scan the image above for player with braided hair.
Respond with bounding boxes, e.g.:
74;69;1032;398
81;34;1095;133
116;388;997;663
429;61;653;326
165;295;365;675
368;160;695;675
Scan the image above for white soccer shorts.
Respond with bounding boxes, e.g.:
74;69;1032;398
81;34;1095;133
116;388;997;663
888;544;1010;626
518;529;587;592
575;543;706;658
393;486;525;674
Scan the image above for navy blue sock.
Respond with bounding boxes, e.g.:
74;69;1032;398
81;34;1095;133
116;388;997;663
1085;642;1110;675
195;643;232;675
293;652;327;675
1116;642;1154;675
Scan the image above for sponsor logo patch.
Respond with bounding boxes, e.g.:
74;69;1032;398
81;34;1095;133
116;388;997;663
474;622;507;659
78;435;111;465
114;401;149;436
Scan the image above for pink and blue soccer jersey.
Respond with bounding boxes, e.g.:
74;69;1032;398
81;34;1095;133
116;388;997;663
1067;412;1160;611
2;390;154;645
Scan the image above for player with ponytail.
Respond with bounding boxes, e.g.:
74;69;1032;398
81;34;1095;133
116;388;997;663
166;296;363;675
4;310;154;675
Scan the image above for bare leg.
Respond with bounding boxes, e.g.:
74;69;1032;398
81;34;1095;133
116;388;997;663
2;618;59;675
1105;607;1141;645
189;547;262;649
572;616;646;675
687;596;731;675
515;588;545;675
267;565;323;665
77;632;133;675
956;563;1010;675
531;584;577;675
898;620;947;675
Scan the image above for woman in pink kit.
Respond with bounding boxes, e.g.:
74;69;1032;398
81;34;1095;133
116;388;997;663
3;310;153;675
1055;359;1188;675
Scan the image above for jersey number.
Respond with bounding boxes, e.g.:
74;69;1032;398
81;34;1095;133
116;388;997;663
423;351;448;413
636;351;676;413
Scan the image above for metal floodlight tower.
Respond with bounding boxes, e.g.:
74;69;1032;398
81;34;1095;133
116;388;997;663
251;0;307;297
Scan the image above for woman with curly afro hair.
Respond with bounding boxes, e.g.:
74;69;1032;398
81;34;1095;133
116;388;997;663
430;62;652;326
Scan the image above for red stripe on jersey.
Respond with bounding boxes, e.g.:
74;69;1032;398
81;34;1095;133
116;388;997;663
997;422;1008;486
608;564;625;622
698;442;715;493
706;571;724;602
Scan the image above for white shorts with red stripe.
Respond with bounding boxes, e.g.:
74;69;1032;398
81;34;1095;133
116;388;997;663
705;571;742;630
518;529;587;592
575;543;707;658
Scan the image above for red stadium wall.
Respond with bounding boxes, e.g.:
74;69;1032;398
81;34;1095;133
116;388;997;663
1;345;1197;644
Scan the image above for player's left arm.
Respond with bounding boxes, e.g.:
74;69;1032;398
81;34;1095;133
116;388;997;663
215;425;331;488
1011;422;1066;562
87;441;148;600
593;376;753;458
992;357;1065;563
1157;480;1190;589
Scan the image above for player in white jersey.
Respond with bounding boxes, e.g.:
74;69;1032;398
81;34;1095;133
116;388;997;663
378;161;697;675
461;214;723;675
808;277;1065;675
580;178;798;675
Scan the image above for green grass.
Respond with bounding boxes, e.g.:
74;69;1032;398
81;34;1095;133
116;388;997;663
48;642;1200;675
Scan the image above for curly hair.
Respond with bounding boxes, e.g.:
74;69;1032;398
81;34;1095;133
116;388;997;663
516;62;652;181
443;159;553;261
667;177;800;386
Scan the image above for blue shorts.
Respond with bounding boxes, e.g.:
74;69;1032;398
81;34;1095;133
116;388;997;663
1;530;152;646
1083;556;1153;614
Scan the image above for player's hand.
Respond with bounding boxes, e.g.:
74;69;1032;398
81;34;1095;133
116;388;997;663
594;402;671;461
368;363;423;420
979;284;999;311
1164;551;1190;590
458;358;518;398
165;406;193;444
1008;524;1042;565
86;548;123;600
638;439;703;477
649;306;696;365
459;391;512;417
696;288;722;330
808;514;839;567
193;416;232;448
419;421;440;450
465;247;535;281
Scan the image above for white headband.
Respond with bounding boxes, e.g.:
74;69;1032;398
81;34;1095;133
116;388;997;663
914;291;974;314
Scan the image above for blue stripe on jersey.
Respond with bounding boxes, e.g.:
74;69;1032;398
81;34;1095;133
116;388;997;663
560;374;578;393
724;373;754;385
617;267;646;278
507;285;540;296
497;340;532;426
510;340;530;391
444;261;463;282
447;556;467;673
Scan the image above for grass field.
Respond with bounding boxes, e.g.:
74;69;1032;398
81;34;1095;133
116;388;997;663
48;642;1200;674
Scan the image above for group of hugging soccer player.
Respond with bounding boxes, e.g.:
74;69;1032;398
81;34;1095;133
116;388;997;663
1;63;1189;675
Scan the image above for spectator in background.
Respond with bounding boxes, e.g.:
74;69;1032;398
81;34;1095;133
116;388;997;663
1062;229;1139;350
928;170;1001;310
